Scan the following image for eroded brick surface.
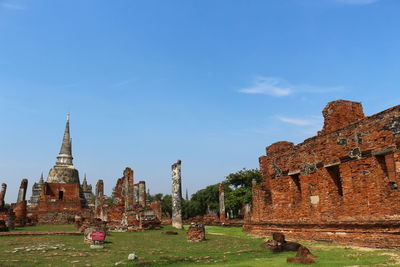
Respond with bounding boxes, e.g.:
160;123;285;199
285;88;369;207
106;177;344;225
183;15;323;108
244;100;400;248
186;223;206;242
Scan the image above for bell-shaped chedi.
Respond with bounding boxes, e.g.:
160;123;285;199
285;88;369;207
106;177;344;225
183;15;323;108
33;115;87;224
47;114;80;184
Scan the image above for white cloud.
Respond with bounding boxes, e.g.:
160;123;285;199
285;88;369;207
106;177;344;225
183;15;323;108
277;116;316;126
0;3;26;9
112;80;134;88
334;0;379;5
238;76;343;97
238;77;293;97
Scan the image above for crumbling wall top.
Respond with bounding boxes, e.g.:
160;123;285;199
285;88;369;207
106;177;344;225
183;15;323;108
320;100;365;135
266;141;294;155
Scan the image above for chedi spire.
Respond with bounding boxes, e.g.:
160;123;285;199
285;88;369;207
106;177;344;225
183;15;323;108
56;113;73;166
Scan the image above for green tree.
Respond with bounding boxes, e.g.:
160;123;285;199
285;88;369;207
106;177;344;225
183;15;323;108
225;187;252;214
225;168;261;188
182;199;202;219
191;183;232;215
148;193;163;202
161;194;172;217
223;168;261;218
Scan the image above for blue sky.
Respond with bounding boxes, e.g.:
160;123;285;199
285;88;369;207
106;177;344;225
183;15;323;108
1;0;399;203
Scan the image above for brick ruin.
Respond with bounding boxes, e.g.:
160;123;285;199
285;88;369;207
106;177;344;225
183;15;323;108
26;115;89;224
244;100;400;248
100;167;161;231
0;115;160;231
12;179;28;227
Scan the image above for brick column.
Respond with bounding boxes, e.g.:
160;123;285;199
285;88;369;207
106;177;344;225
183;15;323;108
95;180;105;220
133;184;139;204
16;179;28;203
138;181;146;207
13;179;28;227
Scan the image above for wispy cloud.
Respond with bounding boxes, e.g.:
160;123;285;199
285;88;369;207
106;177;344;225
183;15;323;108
277;115;323;136
238;76;343;97
0;3;26;10
238;77;293;97
112;80;134;88
277;116;316;126
334;0;379;5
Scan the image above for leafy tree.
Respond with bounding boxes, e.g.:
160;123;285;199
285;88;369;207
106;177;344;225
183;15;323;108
160;194;172;217
148;193;163;202
191;184;227;215
182;199;202;219
226;168;261;188
223;168;261;218
225;187;252;214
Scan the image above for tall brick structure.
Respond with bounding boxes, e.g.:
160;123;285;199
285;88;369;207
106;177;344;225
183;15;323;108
102;168;161;231
12;179;28;226
29;115;90;224
244;100;400;248
94;179;107;221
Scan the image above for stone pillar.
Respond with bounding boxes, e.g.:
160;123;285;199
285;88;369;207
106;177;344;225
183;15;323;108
171;160;183;229
0;183;6;209
138;181;146;207
13;179;28;227
17;179;28;203
95;180;106;221
133;184;139;204
219;183;226;223
123;168;134;211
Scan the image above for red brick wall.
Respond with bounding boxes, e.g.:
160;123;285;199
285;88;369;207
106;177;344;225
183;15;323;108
34;183;84;223
149;201;162;220
245;101;400;248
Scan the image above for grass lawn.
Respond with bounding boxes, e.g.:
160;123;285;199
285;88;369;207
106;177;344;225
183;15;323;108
0;224;398;266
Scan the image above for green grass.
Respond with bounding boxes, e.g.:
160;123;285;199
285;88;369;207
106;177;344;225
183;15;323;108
0;224;398;266
10;224;77;232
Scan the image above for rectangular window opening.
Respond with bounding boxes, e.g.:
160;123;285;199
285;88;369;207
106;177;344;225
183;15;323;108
58;191;64;200
375;155;389;178
326;165;343;196
290;174;301;193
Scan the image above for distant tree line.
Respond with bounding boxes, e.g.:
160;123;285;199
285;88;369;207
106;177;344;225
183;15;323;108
147;168;261;219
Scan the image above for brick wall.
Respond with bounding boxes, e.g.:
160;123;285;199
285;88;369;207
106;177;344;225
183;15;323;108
244;100;400;248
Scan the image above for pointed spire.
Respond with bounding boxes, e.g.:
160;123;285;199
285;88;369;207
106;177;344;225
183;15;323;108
60;113;72;156
39;172;44;183
185;188;189;200
56;114;74;166
82;173;87;186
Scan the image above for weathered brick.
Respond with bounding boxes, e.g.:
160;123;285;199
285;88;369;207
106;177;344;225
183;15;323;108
244;100;400;248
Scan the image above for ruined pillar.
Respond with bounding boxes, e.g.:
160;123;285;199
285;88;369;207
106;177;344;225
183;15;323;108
13;179;28;227
219;183;226;223
0;183;6;209
171;160;183;229
95;179;106;221
17;179;28;203
133;184;139;204
123;168;134;211
138;181;146;207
